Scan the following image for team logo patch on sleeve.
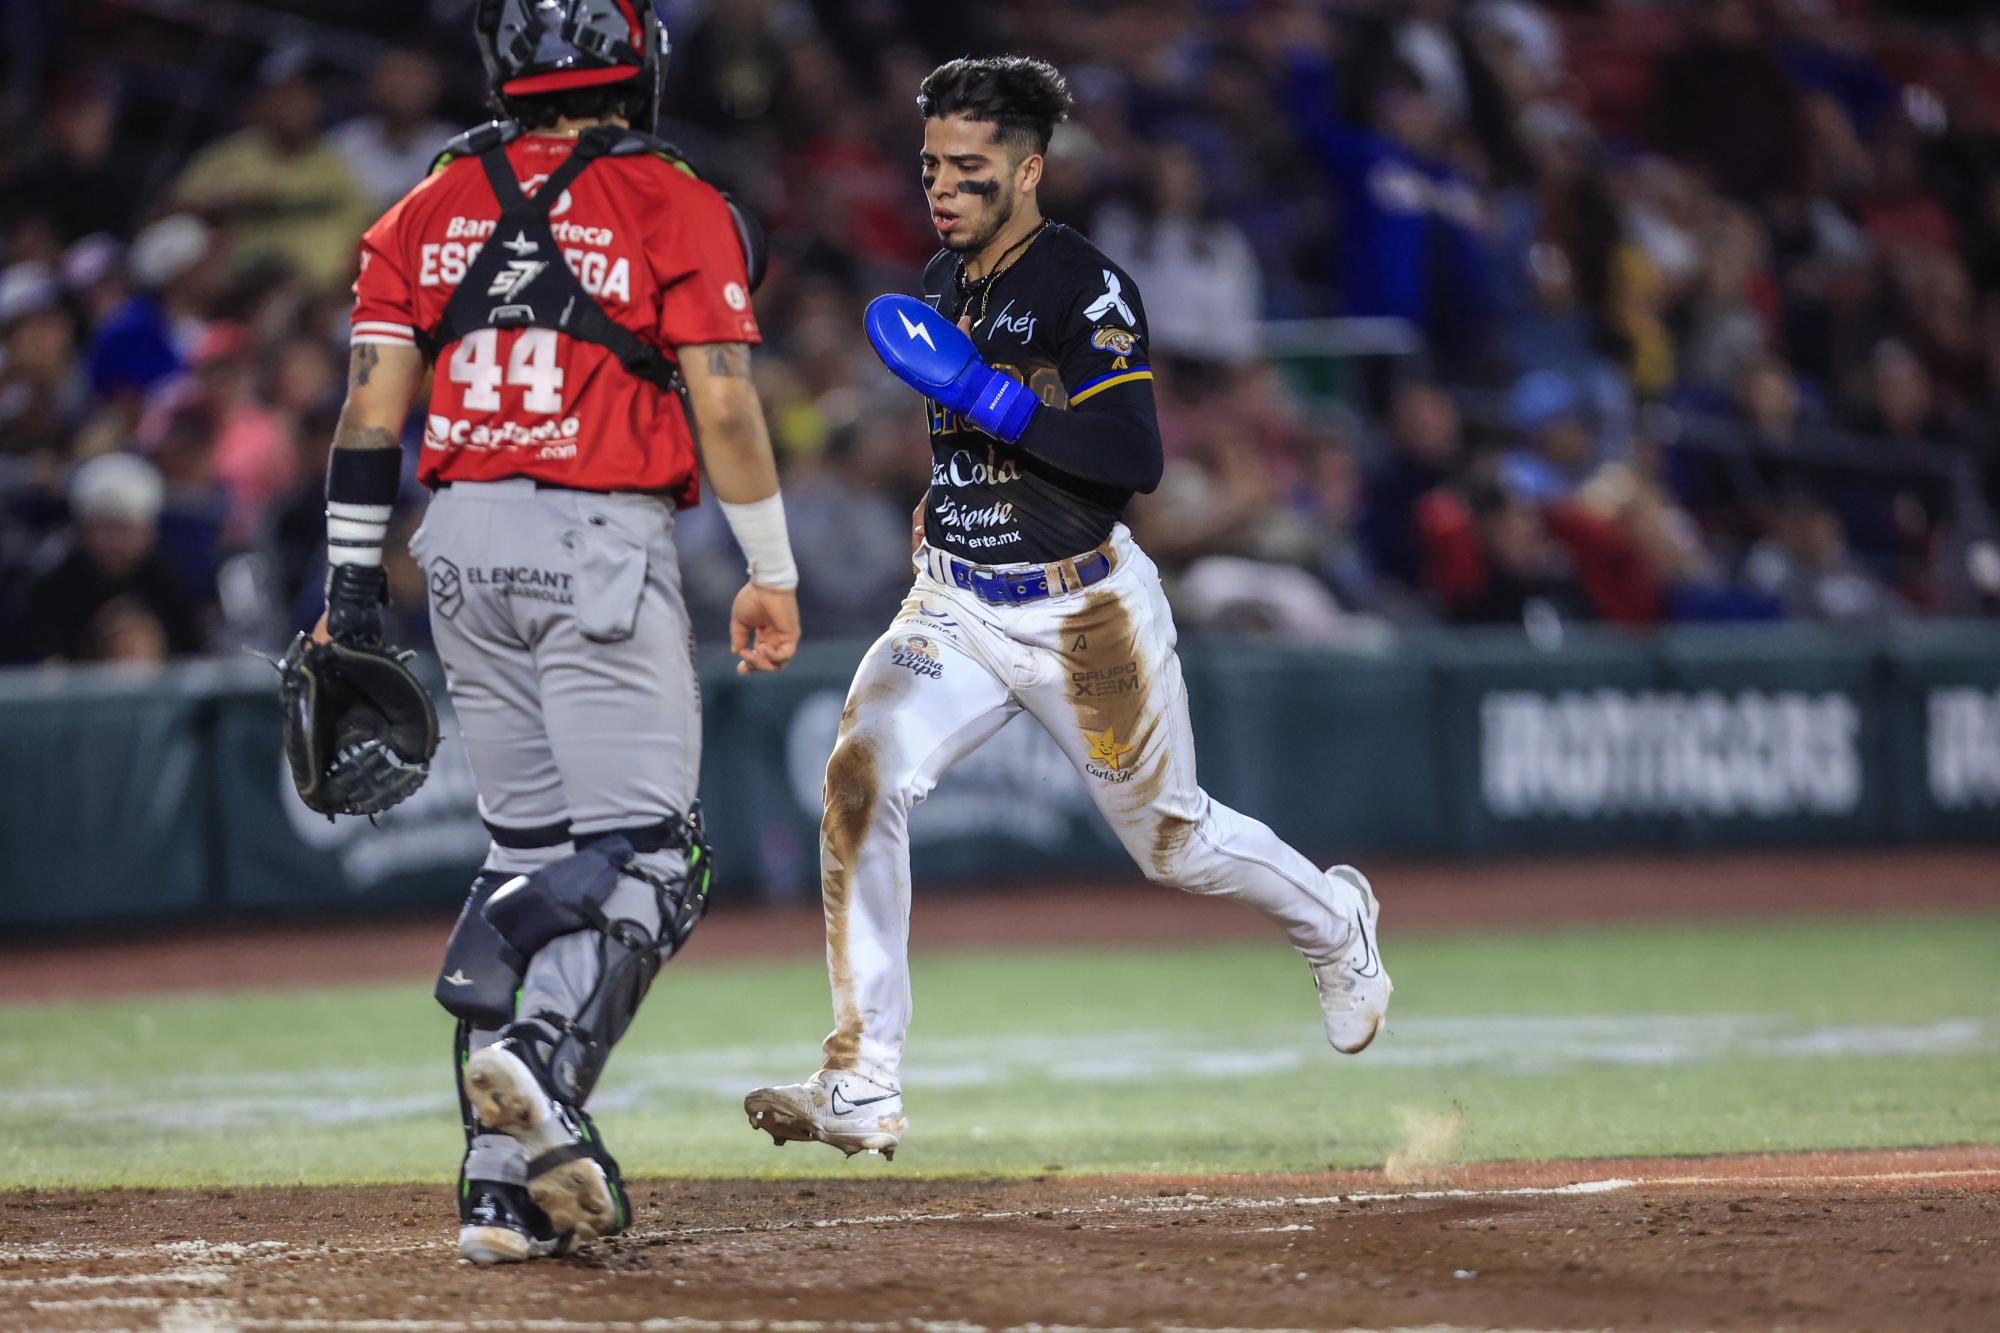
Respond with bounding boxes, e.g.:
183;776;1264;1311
889;634;944;678
1090;327;1139;356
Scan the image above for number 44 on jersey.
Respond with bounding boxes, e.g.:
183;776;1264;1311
449;328;565;415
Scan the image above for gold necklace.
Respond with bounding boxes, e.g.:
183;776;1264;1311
960;219;1050;329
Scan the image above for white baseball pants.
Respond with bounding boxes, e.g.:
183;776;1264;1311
818;527;1361;1087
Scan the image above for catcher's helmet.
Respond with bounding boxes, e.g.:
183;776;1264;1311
476;0;672;130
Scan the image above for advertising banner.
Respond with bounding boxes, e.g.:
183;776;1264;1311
4;626;1997;932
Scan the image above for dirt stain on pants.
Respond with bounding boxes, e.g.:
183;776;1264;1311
819;714;879;1070
1058;590;1188;881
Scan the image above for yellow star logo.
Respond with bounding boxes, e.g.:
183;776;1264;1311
1084;724;1134;771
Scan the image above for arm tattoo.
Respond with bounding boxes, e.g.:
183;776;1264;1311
331;420;400;452
349;344;381;389
702;344;751;378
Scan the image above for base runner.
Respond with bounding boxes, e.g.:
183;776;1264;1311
318;1;798;1262
745;57;1390;1159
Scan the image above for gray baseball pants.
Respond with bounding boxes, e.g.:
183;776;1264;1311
412;478;699;1184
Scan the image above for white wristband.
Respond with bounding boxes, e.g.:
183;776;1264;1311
719;493;799;590
326;501;392;569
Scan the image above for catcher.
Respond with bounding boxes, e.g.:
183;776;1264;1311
287;0;797;1264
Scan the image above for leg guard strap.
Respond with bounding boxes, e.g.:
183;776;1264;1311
453;1020;478;1142
527;1140;603;1177
573;801;706;857
485;816;573;849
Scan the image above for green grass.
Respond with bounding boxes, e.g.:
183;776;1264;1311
2;914;1996;1188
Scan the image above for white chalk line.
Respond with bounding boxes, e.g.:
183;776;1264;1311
0;1266;224;1289
0;1239;297;1264
158;1297;243;1332
1526;1166;2000;1192
4;1238;245;1329
26;1293;172;1310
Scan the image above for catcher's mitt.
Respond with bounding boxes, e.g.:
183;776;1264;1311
279;632;440;818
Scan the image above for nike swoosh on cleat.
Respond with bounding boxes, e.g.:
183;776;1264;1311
1349;923;1382;979
829;1089;897;1117
1336;875;1382;978
443;970;475;987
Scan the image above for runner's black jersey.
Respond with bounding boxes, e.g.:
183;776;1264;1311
921;224;1161;563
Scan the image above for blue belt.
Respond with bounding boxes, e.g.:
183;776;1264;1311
927;544;1116;606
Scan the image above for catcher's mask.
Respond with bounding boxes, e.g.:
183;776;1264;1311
477;0;672;131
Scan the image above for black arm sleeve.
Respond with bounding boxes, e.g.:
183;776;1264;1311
1010;263;1164;494
1013;400;1163;493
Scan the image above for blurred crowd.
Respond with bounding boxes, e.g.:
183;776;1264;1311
4;0;2000;669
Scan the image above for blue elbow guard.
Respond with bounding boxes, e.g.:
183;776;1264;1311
864;294;1038;442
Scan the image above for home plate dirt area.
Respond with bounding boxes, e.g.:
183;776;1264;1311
3;1148;1995;1333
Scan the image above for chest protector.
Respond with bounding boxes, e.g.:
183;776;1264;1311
416;121;766;396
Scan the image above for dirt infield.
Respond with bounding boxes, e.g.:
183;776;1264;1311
7;847;2000;1004
3;1148;1995;1332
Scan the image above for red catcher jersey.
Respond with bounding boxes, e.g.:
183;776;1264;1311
351;133;760;503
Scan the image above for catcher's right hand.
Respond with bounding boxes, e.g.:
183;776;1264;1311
279;626;439;820
729;581;799;676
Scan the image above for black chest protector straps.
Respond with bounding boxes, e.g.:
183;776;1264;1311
417;124;763;395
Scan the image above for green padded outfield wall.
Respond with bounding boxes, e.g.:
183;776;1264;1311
0;666;213;925
1;627;1996;931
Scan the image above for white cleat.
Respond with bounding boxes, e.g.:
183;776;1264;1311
462;1043;624;1245
1313;865;1392;1054
744;1070;907;1159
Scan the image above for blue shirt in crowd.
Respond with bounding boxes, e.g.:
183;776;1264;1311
1286;53;1491;351
87;295;185;399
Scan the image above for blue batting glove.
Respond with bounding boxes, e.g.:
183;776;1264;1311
864;294;1038;442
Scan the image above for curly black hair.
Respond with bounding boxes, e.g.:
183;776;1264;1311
917;55;1073;157
499;80;649;132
